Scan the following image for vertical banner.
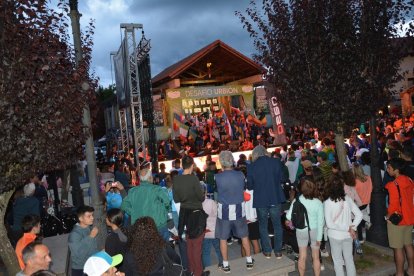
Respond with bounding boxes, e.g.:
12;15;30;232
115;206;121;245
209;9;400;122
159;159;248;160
266;87;287;145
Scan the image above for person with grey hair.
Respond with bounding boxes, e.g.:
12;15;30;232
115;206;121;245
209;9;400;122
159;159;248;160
121;162;171;241
215;151;254;273
12;183;40;245
16;241;52;276
247;145;286;260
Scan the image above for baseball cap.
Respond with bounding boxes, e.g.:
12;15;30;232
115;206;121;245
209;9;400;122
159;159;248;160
84;251;123;276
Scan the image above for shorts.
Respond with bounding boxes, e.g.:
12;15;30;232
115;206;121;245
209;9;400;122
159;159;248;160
248;221;260;240
296;229;319;249
215;217;249;240
387;223;413;249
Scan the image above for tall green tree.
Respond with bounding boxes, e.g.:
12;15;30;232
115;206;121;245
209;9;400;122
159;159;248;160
237;0;413;246
0;0;96;273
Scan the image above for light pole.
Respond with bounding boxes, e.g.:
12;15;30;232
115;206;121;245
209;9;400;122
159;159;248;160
69;0;106;249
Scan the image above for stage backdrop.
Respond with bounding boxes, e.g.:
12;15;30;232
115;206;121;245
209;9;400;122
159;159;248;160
165;85;254;138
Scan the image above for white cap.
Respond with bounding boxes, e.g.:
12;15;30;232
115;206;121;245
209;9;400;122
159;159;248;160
84;251;123;276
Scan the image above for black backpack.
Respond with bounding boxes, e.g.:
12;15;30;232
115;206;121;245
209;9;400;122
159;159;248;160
291;197;310;231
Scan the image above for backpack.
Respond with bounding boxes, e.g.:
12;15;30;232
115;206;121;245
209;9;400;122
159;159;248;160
290;197;310;231
160;248;191;276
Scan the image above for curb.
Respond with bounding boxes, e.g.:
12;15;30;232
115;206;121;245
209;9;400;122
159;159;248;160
361;241;396;276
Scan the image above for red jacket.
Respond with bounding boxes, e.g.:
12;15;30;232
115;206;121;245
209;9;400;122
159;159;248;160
386;175;414;226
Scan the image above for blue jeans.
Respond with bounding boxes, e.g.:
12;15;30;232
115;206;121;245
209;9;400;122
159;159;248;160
257;205;283;253
202;238;223;268
158;226;170;242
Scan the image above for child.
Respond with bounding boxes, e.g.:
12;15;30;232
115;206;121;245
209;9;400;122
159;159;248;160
201;183;223;269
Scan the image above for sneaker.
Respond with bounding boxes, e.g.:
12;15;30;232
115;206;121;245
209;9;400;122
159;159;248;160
263;252;272;259
218;263;223;270
320;248;330;257
227;238;233;245
246;259;255;270
356;247;363;255
275;252;283;260
321;264;325;271
294;253;299;262
221;265;231;273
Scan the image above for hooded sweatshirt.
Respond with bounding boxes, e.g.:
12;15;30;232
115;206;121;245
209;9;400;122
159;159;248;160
385;175;414;226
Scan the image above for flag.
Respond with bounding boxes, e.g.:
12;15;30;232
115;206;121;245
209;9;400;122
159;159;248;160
221;108;233;138
173;113;189;138
173;113;197;139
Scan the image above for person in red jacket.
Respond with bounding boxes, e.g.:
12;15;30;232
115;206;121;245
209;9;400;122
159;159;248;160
385;158;414;276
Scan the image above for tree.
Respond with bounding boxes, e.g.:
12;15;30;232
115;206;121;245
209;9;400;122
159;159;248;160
0;1;96;274
94;85;116;139
237;0;413;246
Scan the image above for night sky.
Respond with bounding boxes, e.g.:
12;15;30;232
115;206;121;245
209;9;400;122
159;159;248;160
76;0;256;87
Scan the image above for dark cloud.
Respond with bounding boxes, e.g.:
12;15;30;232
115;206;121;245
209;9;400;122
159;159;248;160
77;0;256;87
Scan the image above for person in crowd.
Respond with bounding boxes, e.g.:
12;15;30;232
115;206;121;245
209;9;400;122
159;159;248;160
170;158;184;175
286;150;303;185
16;214;41;270
121;161;170;241
243;189;261;257
201;184;223;269
114;162;130;189
343;170;363;209
16;241;52;276
204;161;218;200
84;251;125;276
30;174;48;216
401;146;414;179
247;145;286;259
68;205;98;276
316;151;332;183
173;155;207;276
215;151;254;273
122;217;182;276
12;183;40;241
156;163;168;187
105;208;127;258
385;158;414;276
353;163;373;242
286;177;324;276
105;181;127;211
324;175;363;276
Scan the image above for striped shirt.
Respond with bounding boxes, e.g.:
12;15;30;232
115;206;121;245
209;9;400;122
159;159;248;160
217;202;246;221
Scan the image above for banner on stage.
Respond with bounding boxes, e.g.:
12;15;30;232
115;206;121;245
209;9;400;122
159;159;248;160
166;85;253;100
265;87;287;145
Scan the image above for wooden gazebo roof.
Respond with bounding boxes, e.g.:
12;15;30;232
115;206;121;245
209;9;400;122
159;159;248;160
152;40;265;88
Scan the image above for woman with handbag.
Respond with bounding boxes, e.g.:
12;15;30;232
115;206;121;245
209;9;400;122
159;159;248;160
324;175;362;276
385;158;414;276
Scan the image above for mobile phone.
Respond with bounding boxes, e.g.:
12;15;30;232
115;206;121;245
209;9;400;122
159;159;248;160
111;182;117;187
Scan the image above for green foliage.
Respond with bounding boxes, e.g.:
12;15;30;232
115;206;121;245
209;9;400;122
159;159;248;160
97;85;116;102
237;0;413;134
0;0;97;193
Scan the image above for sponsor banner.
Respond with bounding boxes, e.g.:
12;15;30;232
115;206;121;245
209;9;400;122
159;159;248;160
266;87;287;145
114;38;130;108
166;85;253;100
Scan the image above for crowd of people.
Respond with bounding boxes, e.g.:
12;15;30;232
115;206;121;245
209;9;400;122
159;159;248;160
8;111;414;276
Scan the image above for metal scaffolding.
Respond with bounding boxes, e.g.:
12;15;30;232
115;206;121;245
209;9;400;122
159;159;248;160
112;23;157;169
120;23;145;165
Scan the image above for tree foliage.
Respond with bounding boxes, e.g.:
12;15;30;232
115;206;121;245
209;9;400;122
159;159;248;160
0;0;97;193
237;0;413;134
